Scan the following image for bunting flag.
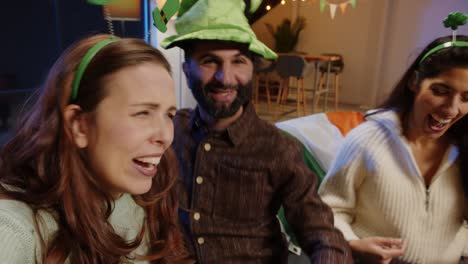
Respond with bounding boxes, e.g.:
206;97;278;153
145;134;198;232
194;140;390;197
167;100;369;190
339;2;348;14
319;0;357;19
320;0;327;13
329;4;337;19
153;0;180;33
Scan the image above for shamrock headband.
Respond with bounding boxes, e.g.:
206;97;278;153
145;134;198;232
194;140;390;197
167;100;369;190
71;37;118;101
419;12;468;65
419;41;468;64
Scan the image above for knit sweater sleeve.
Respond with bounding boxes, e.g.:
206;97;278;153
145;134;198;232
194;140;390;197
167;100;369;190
0;201;38;263
318;126;373;241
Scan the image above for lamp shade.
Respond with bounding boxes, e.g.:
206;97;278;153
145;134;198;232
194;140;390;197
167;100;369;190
104;0;140;21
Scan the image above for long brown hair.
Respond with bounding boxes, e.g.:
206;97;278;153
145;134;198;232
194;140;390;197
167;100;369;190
378;35;468;199
0;34;189;263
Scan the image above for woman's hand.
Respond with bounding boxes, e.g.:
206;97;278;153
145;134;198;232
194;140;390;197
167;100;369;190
349;237;407;264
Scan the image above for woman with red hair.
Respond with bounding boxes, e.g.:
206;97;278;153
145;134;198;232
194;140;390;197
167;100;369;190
0;34;191;263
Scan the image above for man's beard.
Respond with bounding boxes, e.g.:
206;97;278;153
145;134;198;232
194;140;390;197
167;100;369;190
188;79;252;119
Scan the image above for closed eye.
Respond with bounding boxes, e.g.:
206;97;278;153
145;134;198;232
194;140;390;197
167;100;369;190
430;85;450;96
233;56;249;65
199;57;219;66
133;110;150;117
461;94;468;103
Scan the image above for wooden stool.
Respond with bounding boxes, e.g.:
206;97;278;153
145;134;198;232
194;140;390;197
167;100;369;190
314;54;344;112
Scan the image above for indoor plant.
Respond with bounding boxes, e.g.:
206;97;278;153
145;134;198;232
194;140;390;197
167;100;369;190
265;16;306;53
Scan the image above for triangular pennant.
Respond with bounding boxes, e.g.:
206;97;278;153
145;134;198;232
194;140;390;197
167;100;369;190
350;0;356;8
329;3;337;19
320;0;327;13
153;0;180;33
340;2;348;14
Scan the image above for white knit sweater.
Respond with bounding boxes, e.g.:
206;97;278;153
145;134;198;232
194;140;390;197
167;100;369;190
0;193;150;263
318;110;468;264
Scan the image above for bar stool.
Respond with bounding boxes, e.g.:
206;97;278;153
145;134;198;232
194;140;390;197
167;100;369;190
253;60;277;112
275;54;313;120
313;53;344;112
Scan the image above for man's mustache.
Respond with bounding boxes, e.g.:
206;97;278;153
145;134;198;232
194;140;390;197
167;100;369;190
204;83;239;93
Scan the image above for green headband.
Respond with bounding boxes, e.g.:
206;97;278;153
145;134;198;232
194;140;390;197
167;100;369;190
419;11;468;65
71;37;118;101
419;41;468;65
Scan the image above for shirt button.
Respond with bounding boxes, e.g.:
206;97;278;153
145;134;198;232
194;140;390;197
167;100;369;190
193;212;200;221
197;237;205;245
196;176;203;184
204;143;211;152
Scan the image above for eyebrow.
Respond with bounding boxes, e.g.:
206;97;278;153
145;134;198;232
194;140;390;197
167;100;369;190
197;52;248;60
432;83;451;89
433;82;468;95
130;103;177;112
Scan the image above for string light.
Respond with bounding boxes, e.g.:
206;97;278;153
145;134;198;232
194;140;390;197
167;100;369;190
281;0;286;4
266;4;271;10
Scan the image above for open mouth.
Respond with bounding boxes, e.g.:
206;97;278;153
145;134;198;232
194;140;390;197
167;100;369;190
132;157;160;176
427;114;452;132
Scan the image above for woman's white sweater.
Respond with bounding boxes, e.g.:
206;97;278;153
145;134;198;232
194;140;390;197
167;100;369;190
0;193;150;263
318;110;468;264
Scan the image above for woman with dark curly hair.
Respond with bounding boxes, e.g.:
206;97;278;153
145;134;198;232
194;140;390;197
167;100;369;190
0;34;191;263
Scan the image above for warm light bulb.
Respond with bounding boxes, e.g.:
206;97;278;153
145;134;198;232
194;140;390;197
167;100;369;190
266;5;271;10
281;0;286;4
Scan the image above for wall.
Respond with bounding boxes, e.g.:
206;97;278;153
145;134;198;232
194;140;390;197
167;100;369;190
252;0;468;107
1;0;142;90
252;0;388;107
0;0;142;139
1;1;61;89
377;0;468;104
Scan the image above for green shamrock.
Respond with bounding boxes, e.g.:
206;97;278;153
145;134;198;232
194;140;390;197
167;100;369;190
443;12;468;30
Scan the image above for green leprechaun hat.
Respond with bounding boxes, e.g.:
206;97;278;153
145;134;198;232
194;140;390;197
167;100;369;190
160;0;277;60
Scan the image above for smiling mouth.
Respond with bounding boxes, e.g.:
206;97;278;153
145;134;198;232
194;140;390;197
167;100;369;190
208;89;237;103
132;157;160;176
428;114;452;132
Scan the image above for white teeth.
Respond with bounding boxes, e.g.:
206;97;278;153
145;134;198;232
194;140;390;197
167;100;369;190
135;157;161;165
142;164;155;171
431;115;451;124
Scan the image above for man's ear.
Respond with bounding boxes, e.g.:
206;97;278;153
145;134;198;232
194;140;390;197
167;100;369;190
409;71;419;93
63;104;89;148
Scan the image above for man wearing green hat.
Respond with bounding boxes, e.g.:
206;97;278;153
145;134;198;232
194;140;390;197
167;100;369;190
161;0;352;263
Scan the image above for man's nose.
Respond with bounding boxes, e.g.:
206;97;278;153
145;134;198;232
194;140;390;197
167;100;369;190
214;64;235;86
